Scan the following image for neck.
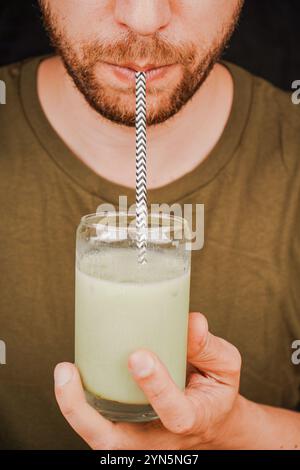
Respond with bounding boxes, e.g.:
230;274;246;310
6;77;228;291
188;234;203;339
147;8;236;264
37;55;233;189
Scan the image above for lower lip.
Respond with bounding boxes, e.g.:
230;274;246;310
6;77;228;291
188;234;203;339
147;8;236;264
106;63;174;83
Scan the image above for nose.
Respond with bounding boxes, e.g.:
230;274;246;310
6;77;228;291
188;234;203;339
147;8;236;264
114;0;171;36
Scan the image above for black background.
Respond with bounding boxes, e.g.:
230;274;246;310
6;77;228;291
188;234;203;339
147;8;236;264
0;0;300;91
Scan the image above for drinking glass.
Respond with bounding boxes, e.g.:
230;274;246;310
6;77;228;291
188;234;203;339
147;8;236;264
75;211;191;422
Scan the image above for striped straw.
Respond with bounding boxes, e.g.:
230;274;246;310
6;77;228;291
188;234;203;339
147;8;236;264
135;72;148;265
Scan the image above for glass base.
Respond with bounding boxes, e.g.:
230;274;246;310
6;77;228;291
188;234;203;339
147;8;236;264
85;389;159;423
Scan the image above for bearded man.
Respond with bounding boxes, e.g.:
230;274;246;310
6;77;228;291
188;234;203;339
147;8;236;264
0;0;299;450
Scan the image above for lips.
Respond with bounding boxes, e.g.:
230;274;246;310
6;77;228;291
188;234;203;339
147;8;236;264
117;63;165;72
104;62;175;83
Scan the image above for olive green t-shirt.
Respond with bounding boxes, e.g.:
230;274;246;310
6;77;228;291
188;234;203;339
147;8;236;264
0;55;300;450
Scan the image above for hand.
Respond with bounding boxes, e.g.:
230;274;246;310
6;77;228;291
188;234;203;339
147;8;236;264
54;312;242;450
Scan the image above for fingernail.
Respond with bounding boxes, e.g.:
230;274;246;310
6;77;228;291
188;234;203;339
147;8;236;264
54;363;73;386
129;351;155;378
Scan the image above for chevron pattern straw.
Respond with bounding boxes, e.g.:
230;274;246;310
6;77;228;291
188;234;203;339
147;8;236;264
135;72;148;264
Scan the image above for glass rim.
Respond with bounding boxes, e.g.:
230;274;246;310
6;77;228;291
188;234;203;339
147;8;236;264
80;211;190;233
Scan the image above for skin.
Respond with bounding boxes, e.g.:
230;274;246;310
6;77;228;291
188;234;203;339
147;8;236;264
39;0;242;126
37;0;237;188
36;1;300;448
55;313;300;450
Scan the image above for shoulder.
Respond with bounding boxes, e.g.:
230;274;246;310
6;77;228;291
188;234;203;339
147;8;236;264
0;61;24;159
0;58;28;133
0;55;43;117
254;71;300;172
0;59;23;105
0;56;42;148
226;61;300;175
255;74;300;177
0;57;41;170
250;68;300;129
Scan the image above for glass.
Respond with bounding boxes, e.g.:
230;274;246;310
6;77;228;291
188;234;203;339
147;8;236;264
75;211;191;422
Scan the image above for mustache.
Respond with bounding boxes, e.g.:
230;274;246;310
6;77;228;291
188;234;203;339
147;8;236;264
80;31;197;67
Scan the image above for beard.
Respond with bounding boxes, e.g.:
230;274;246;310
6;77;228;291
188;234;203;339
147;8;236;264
40;2;243;127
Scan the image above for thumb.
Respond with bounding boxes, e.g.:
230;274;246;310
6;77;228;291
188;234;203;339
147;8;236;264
54;362;115;448
187;313;242;387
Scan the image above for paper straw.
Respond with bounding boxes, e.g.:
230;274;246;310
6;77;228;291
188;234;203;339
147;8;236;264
135;72;148;265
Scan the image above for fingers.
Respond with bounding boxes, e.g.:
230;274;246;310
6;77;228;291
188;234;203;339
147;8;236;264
128;350;196;435
54;362;120;449
187;313;242;387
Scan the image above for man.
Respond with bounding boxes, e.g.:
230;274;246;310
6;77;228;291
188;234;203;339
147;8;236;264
0;0;300;450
